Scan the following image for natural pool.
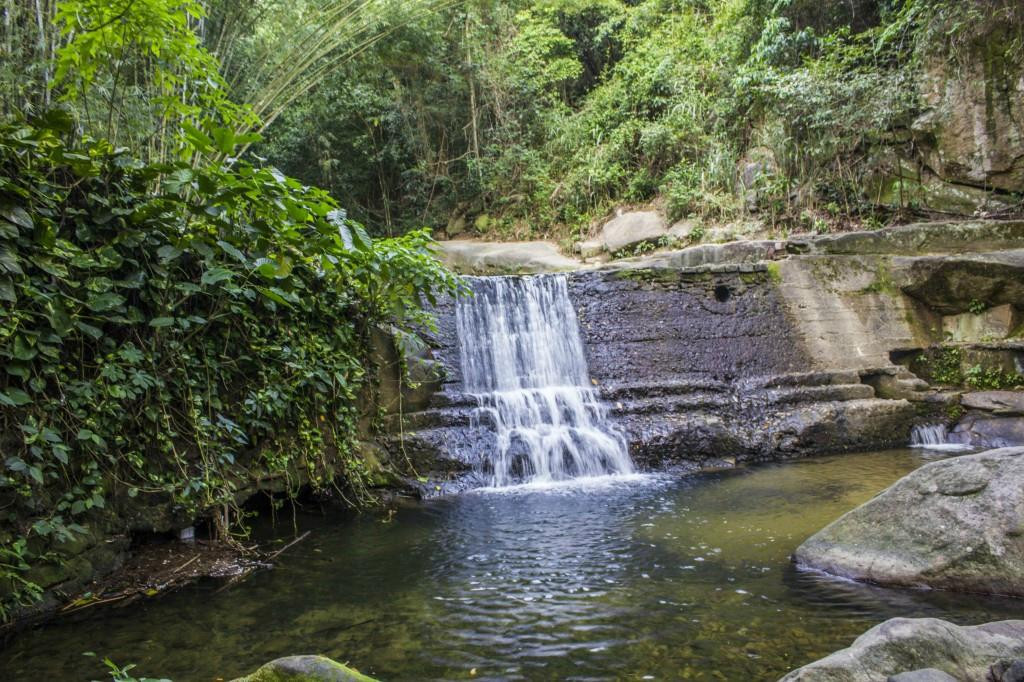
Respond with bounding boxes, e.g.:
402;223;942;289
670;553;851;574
2;448;1020;681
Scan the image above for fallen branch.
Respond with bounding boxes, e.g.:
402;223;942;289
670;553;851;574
171;554;200;574
267;530;311;561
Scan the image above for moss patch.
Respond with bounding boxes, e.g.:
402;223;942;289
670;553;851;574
232;655;378;682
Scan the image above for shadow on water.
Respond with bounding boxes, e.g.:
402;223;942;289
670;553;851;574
0;448;1020;681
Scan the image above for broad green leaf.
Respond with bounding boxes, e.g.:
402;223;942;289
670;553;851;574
46;300;73;336
149;317;175;327
156;245;182;262
1;205;32;231
350;223;373;251
217;240;246;264
75;321;104;339
257;286;293;307
0;246;23;274
85;292;125;312
0;388;31;406
201;266;234;286
13;335;37;361
181;121;213;152
0;277;15;303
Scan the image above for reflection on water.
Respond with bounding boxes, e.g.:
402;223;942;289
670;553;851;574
1;449;1018;681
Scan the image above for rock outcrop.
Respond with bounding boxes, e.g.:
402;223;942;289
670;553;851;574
914;51;1024;195
895;250;1024;315
779;618;1024;682
438;239;578;274
950;414;1024;450
599;210;667;252
963;391;1024;414
230;655;377;682
795;447;1024;595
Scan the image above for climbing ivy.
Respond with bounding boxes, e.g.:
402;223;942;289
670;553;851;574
0;112;460;617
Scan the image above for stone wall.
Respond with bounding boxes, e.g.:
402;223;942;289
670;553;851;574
569;267;809;386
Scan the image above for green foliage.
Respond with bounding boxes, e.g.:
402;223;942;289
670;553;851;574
910;345;1024;389
967;299;988;315
254;0;1021;240
84;653;171;682
0;114;458;617
911;347;965;386
51;0;256;161
964;364;1024;390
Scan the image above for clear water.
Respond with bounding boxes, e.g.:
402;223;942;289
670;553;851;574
456;275;632;486
1;449;1019;681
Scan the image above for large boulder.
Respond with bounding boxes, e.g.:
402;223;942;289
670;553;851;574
600;210;667;253
230;655;377;682
950;415;1024;449
779;618;1024;682
438;240;578;274
794;447;1024;595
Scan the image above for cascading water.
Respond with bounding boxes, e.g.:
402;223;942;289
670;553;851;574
909;423;973;451
456;275;634;487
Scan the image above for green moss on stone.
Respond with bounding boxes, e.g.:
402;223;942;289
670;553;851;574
231;655;378;682
860;262;900;297
612;268;682;285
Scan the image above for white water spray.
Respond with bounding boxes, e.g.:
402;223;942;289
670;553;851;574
456;275;633;487
910;424;973;451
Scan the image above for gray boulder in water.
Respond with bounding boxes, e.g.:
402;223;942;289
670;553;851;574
794;447;1024;596
779;618;1024;681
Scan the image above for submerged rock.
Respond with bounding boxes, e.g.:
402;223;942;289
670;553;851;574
230;655;377;682
794;447;1024;595
779;618;1024;682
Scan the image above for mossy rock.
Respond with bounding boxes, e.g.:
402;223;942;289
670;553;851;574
231;655;378;682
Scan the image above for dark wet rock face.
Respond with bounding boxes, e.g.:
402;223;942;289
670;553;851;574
779;618;1024;682
794;447;1024;596
569;268;806;385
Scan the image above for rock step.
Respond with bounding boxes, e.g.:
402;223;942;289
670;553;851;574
757;383;876;405
599;379;730;401
610;392;732;416
424;391;478;409
381;408;475;432
739;370;864;390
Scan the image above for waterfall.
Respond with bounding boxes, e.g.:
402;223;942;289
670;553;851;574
456;275;634;487
910;424;972;451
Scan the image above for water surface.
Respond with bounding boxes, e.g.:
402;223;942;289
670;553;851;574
2;448;1019;681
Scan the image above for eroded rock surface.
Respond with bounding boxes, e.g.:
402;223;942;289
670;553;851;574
795;447;1024;595
779;618;1024;682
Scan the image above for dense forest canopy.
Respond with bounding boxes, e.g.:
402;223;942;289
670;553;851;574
4;0;1022;239
251;0;1022;239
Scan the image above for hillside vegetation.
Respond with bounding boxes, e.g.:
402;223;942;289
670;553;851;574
252;0;1024;241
